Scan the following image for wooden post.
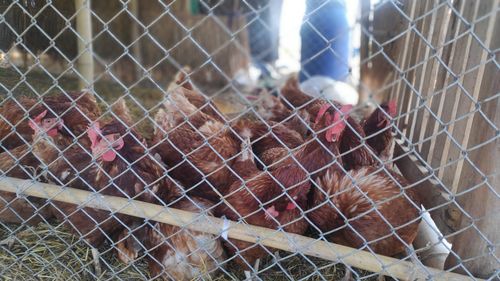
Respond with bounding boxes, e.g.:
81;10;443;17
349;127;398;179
359;0;370;103
393;138;450;231
360;1;407;104
75;0;94;90
129;0;143;81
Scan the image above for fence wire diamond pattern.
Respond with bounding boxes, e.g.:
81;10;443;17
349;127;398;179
0;0;498;280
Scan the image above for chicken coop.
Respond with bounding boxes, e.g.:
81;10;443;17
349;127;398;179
0;0;498;280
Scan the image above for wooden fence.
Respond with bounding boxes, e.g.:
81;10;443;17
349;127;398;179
362;0;499;277
0;0;250;87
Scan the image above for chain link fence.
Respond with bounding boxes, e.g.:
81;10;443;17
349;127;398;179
0;0;498;280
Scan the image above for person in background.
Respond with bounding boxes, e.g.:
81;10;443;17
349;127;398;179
246;0;350;83
246;0;283;80
300;0;350;82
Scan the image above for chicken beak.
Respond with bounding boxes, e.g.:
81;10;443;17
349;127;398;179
57;119;64;130
377;118;390;128
92;134;124;162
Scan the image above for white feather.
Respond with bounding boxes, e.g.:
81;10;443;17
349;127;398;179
300;76;359;105
60;170;70;181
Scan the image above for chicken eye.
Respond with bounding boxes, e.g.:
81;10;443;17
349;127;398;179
102;133;124;150
105;133;121;142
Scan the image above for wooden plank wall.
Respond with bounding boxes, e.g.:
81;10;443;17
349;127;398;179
365;0;499;277
359;0;408;104
117;0;250;87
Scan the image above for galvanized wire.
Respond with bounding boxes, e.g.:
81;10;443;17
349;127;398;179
0;0;498;280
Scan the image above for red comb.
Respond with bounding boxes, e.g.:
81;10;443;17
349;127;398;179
326;105;352;142
315;103;332;124
332;104;353;122
28;110;48;132
387;100;397;117
34;110;48;122
340;104;353;115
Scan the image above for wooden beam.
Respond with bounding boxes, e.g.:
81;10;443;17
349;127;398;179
359;0;370;103
393;137;452;233
0;176;478;281
75;0;94;90
129;0;143;81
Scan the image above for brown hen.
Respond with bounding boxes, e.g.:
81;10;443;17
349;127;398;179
215;105;357;268
0;97;36;152
146;197;225;281
363;100;397;163
0;92;100;225
215;137;310;268
252;91;311;137
280;75;312;108
307;103;421;256
153;87;240;201
87;120;183;261
168;67;226;122
339;116;377;170
310;167;421;256
281;86;376;171
231;118;304;168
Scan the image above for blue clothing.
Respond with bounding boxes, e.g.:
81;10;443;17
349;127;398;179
300;0;350;82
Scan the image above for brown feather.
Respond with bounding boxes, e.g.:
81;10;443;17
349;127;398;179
231;119;304;167
168;68;226;122
280;75;312;108
215;143;310;268
0;144;52;225
146;197;225;281
309;167;421;256
340;118;377;170
0;97;36;152
363;102;395;162
153;89;240;201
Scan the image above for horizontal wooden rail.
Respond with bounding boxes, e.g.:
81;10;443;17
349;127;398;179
0;176;479;281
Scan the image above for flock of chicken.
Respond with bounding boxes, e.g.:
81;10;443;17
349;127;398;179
0;71;422;280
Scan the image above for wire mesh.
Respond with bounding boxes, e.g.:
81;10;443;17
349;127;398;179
0;0;498;280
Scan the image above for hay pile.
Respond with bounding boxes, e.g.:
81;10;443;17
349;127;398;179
0;222;352;280
0;223;149;280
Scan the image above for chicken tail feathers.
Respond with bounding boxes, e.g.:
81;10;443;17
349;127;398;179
168;66;194;92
